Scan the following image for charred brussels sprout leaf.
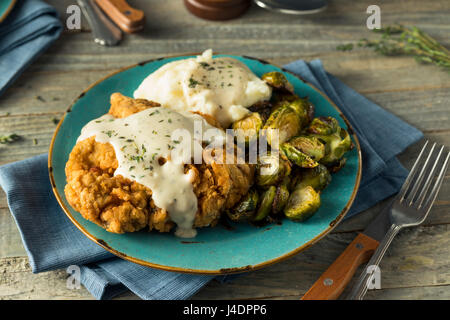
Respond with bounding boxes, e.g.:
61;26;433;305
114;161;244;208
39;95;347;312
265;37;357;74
280;143;318;168
272;178;290;215
297;164;332;191
227;189;259;222
263;105;301;145
253;186;277;221
247;100;273;121
288;136;325;161
256;153;291;188
262;71;294;93
232;112;264;144
284;186;321;221
328;157;347;173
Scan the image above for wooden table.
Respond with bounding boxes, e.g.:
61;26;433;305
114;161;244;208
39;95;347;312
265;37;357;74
0;0;449;300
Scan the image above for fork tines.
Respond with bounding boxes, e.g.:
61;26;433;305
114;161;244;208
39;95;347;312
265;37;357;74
399;140;450;209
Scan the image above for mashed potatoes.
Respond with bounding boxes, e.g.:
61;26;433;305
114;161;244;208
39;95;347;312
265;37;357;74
134;49;272;128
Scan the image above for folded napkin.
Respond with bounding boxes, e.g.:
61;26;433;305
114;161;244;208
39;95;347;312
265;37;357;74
0;60;423;300
0;0;62;96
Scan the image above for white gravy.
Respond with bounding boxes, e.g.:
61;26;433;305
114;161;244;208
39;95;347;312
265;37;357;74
134;49;272;128
78;107;222;238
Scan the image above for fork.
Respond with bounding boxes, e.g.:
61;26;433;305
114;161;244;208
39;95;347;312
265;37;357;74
347;140;450;300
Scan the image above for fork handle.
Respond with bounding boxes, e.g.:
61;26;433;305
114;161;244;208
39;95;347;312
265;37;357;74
301;233;379;300
347;224;401;300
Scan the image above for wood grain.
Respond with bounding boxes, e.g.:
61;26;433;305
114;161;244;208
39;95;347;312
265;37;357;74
0;0;449;300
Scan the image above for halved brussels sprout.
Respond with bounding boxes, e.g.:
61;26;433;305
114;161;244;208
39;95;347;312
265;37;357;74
306;117;353;168
284;185;321;221
307;117;340;135
315;128;353;166
263;105;302;145
288;136;325;161
297;164;332;191
280;143;318;168
261;71;294;93
227;189;259;222
232;112;264;144
256;153;291;188
287;98;315;126
253;186;277;221
272;178;290;215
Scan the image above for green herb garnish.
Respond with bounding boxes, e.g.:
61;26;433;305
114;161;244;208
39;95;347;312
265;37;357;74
0;134;20;144
337;25;450;71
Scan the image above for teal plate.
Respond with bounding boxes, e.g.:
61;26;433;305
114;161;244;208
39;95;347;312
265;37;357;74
0;0;16;23
49;54;362;274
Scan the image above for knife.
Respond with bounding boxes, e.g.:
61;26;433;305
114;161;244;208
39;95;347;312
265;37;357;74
78;0;122;46
301;203;393;300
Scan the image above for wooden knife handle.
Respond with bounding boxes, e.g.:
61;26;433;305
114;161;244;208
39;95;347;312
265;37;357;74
301;233;379;300
95;0;145;33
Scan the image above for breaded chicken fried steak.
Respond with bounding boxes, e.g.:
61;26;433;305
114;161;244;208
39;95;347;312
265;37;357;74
65;93;254;238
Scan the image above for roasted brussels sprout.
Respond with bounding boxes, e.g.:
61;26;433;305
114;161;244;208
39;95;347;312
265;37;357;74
253;186;277;221
288;136;325;161
283;164;330;221
256;153;291;188
287;98;315;126
227;189;259;222
307;117;340;136
272;178;290;215
280;143;318;168
306;117;353;168
297;164;332;191
262;71;294;93
232;112;264;144
263;105;302;145
315;128;352;166
284;186;321;221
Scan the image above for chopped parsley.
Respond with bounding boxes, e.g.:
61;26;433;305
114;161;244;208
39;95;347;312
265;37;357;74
188;77;200;88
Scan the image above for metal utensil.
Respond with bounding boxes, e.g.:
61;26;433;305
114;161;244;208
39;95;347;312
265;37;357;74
301;140;449;300
347;141;449;299
77;0;122;46
254;0;327;15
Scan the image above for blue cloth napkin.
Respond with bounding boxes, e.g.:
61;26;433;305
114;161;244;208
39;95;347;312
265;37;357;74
0;0;62;96
0;60;423;300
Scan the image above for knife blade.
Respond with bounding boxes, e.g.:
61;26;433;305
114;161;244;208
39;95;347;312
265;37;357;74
301;201;394;300
78;0;122;46
361;201;393;242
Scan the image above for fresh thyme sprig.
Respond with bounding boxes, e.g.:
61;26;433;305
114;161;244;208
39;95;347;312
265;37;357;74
0;134;21;144
337;25;450;71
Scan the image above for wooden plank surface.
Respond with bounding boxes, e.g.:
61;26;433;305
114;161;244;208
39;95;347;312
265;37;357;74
0;0;449;300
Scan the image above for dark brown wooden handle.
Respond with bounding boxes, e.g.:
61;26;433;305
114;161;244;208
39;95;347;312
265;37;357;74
301;233;380;300
95;0;145;33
